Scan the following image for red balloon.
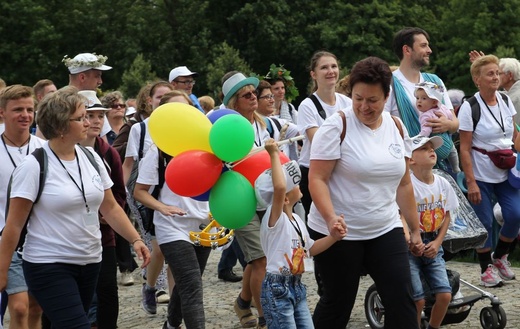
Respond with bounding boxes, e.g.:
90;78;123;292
232;150;290;186
165;150;223;197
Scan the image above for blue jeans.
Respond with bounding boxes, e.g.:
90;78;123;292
473;180;520;248
23;261;101;329
160;240;211;329
409;243;451;301
217;239;246;273
261;273;313;329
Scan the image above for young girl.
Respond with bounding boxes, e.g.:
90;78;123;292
257;139;346;328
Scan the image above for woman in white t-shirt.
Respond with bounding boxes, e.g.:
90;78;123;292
297;51;352;218
0;87;149;328
221;72;269;328
308;57;424;329
459;55;520;287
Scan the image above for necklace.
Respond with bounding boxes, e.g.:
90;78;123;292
2;133;31;154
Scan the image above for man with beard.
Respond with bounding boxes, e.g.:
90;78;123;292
384;27;458;136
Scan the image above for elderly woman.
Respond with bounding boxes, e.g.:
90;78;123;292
222;72;267;329
101;91;127;144
459;55;520;287
0;86;149;328
309;57;424;329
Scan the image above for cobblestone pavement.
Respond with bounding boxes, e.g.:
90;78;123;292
4;251;520;328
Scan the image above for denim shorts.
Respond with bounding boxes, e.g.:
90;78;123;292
260;272;313;329
6;252;28;295
409;243;451;301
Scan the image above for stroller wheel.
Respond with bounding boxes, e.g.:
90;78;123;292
480;306;499;329
494;306;507;329
364;284;385;329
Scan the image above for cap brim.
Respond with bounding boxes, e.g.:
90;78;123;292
69;64;112;74
429;136;444;150
223;77;259;106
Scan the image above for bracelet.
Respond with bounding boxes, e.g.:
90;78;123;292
131;238;144;245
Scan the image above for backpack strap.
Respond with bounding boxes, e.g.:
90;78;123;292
2;147;47;250
77;144;100;175
309;94;326;120
337;112;403;144
138;121;146;160
468;93;509;131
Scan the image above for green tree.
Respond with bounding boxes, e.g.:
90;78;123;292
120;54;158;98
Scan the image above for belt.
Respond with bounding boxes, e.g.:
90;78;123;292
420;231;438;241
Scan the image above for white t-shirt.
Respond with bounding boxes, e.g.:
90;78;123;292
0;123;5;135
0;136;45;230
458;92;516;183
410;173;459;232
308;108;411;240
297;93;352;167
136;145;210;245
384;69;454;117
260;206;315;275
11;143;113;264
101;118;112;137
125;118;154;160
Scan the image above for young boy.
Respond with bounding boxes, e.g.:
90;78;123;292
408;135;459;329
415;81;461;173
256;139;346;329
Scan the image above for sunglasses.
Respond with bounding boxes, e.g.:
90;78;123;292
175;80;196;86
110;103;126;109
239;90;258;100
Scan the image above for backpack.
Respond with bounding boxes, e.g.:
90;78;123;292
3;145;100;251
466;93;509;131
265;117;283;138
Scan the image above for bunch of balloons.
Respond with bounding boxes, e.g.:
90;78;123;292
148;103;288;229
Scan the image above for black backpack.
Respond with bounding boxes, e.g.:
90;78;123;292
2;145;99;251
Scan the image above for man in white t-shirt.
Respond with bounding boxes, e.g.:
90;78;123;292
0;85;45;329
384;27;458;141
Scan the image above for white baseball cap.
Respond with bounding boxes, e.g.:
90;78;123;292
64;53;112;74
254;160;301;208
168;66;199;82
411;135;443;152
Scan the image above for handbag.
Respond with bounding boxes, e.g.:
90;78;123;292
472;147;516;170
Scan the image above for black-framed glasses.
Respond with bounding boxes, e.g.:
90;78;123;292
258;94;275;100
239;90;258;100
175;80;196;86
110;103;126;109
69;115;89;122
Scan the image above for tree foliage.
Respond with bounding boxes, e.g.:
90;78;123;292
1;0;520;102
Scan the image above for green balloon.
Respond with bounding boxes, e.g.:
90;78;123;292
209;171;257;229
209;114;255;162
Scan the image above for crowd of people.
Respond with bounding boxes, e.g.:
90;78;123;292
0;25;519;329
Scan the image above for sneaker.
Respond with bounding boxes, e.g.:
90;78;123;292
141;284;157;314
480;265;504;287
120;271;135;286
156;289;170;304
162;321;181;329
492;252;516;280
218;269;243;282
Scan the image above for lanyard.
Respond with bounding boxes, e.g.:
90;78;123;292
482;99;506;137
50;147;91;213
288;217;305;249
2;134;30;168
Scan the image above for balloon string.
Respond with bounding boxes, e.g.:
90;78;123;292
228;135;305;168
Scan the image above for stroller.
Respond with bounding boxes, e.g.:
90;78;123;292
364;170;507;329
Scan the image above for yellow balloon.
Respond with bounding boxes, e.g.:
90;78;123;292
148;103;213;156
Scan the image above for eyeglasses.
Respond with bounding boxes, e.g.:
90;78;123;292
110;103;126;109
239;90;258;100
258;94;275;100
175;80;196;86
69;116;89;123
